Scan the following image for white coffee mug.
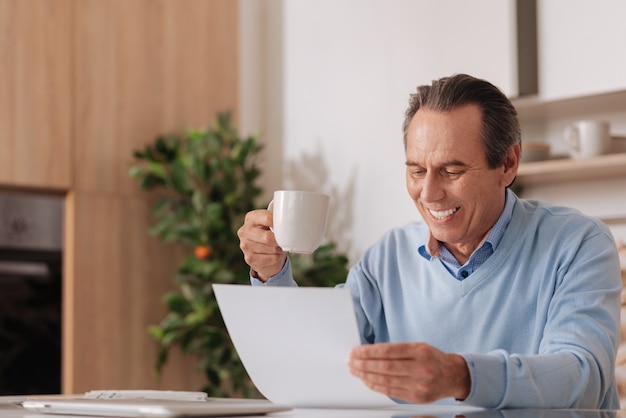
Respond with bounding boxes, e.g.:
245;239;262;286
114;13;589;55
563;120;611;159
268;190;329;254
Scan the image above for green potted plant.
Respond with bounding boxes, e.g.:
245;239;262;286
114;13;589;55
129;111;348;397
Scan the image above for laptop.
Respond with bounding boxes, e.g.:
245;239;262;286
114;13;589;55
21;398;291;417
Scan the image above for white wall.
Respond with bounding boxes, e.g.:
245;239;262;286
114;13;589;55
537;0;626;100
239;0;518;263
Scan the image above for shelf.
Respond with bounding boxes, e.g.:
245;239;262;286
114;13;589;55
512;89;626;122
515;152;626;187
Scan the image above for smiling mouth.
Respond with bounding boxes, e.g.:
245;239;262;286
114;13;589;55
428;207;459;220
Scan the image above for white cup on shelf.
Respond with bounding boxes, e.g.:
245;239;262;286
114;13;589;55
563;120;611;159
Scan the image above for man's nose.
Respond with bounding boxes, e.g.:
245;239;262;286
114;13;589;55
420;172;445;202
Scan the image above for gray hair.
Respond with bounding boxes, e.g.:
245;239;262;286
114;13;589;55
402;74;521;169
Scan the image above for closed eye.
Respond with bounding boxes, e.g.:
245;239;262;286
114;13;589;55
406;160;469;179
443;169;465;177
406;162;425;178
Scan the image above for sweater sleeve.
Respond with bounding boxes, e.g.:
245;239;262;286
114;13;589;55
460;227;622;409
249;258;298;287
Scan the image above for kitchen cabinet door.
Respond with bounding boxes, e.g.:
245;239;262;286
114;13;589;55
73;0;238;196
66;0;238;393
538;0;626;100
65;192;207;393
0;0;72;190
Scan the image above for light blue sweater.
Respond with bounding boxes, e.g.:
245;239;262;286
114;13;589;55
254;194;622;409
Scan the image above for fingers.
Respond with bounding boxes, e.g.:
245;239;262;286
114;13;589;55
349;343;425;381
351;342;416;360
349;354;440;403
350;357;410;377
237;210;287;281
348;343;470;403
354;374;429;404
239;211;275;246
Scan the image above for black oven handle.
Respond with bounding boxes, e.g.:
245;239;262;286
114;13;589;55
0;260;49;277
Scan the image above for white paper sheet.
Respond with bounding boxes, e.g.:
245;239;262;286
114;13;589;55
213;284;397;408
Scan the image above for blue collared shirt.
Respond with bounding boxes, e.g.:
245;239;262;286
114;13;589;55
418;190;515;280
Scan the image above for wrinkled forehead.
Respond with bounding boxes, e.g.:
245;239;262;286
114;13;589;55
407;104;483;146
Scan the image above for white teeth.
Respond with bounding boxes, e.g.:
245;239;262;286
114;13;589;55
429;207;458;219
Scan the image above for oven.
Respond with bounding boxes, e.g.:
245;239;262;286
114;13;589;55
0;191;63;395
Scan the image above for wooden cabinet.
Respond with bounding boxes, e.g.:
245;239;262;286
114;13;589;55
2;0;239;394
65;0;239;393
65;192;207;391
0;0;72;189
73;0;239;196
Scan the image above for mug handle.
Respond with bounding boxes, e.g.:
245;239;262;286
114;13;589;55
267;200;274;233
564;125;580;154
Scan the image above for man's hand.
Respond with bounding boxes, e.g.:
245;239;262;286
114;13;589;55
348;342;470;404
237;209;287;282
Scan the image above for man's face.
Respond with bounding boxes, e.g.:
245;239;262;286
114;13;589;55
405;104;518;258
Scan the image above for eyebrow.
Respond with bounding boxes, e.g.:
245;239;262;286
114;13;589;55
405;159;469;167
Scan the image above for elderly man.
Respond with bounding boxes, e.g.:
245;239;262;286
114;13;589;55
237;74;622;409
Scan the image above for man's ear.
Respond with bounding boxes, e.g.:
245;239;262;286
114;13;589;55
501;143;520;187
